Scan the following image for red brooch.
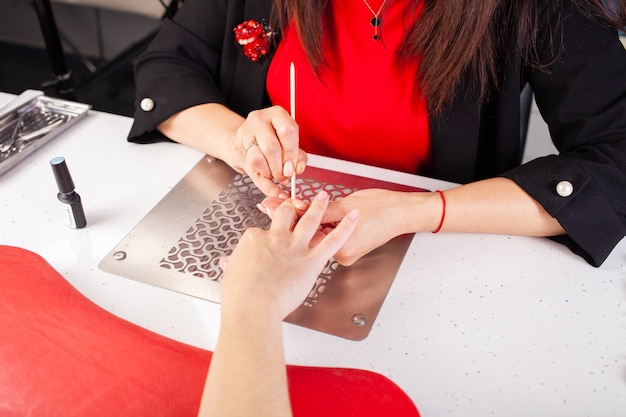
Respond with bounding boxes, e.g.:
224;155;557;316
233;20;275;62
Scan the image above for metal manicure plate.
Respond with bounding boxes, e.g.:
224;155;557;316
99;156;426;340
0;90;90;176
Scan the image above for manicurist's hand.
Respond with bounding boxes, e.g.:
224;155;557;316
226;106;308;199
158;104;308;199
316;189;430;266
301;178;567;266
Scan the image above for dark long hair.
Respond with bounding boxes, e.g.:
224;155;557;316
271;0;626;114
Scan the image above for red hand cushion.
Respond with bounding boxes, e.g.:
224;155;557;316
0;245;419;417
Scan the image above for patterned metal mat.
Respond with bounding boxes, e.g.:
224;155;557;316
99;157;424;340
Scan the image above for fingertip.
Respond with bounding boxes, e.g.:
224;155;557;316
292;198;308;210
347;208;360;221
256;203;268;216
315;190;329;201
283;160;295;177
218;256;229;270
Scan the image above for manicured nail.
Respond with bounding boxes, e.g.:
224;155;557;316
278;192;289;200
316;190;329;201
293;199;307;210
283;160;294;177
348;209;359;221
256;203;268;216
218;256;229;270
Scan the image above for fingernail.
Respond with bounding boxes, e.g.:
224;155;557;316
218;256;229;270
283;160;294;177
296;162;305;174
293;199;307;210
278;192;289;200
316;190;329;201
256;203;268;216
348;209;359;221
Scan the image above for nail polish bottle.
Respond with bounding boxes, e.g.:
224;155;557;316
50;156;87;229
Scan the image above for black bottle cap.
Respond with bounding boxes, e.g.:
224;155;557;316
50;156;75;194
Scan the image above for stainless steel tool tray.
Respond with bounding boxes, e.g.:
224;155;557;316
0;91;90;176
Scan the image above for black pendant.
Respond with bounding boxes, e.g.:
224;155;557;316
370;16;381;41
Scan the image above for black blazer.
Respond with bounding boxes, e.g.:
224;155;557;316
128;0;626;266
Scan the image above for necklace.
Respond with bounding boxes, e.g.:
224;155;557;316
361;0;388;41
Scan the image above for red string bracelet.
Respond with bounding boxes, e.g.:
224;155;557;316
432;190;446;234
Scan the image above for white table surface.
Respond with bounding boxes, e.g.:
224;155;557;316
1;92;625;417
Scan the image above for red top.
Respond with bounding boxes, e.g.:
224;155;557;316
267;0;430;174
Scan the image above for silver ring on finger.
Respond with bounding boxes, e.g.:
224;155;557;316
244;139;258;156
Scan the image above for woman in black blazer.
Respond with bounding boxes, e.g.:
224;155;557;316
129;0;626;267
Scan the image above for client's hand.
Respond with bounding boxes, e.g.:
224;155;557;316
220;190;359;319
200;192;358;417
227;105;308;199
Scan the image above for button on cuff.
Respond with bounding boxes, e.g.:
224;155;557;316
556;180;573;197
140;98;155;112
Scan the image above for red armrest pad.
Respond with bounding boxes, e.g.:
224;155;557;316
0;245;419;417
